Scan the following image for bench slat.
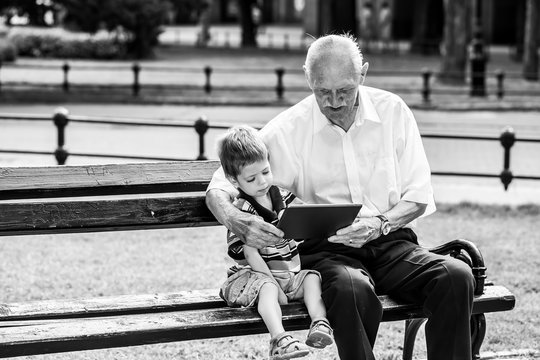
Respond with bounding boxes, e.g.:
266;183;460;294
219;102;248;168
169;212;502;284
0;196;218;236
0;286;515;324
0;161;220;200
0;290;223;321
0;285;515;357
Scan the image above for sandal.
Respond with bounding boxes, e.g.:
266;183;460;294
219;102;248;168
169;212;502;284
305;318;334;349
269;332;310;360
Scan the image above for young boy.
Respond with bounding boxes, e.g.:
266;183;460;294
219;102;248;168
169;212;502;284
216;125;334;360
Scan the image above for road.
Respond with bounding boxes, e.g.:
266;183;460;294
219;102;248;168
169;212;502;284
1;103;539;205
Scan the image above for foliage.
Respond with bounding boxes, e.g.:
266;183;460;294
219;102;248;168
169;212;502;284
0;38;17;62
54;0;172;58
7;27;126;59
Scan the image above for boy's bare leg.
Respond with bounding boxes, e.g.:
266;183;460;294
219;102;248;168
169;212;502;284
303;273;327;320
257;282;285;338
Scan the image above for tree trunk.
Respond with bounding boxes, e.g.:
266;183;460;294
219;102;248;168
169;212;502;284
410;0;429;54
440;0;471;83
238;0;257;48
523;0;538;80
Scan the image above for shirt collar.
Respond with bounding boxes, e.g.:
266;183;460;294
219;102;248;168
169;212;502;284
313;86;381;134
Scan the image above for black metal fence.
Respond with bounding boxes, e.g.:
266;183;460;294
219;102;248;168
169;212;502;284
0;61;536;103
1;108;539;191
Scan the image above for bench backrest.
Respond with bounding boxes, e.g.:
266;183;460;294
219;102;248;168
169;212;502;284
0;161;221;236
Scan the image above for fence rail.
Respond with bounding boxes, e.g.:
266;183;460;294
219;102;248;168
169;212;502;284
1;108;539;190
1;61;537;103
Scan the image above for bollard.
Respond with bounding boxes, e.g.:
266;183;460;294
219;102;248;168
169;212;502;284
495;70;505;99
194;116;209;160
421;68;432;103
499;127;515;190
53;107;70;165
275;67;285;100
204;66;212;94
62;62;70;92
132;63;141;96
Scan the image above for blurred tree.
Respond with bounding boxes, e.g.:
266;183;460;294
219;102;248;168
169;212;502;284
237;0;257;47
168;0;202;24
55;0;172;58
440;0;471;83
522;0;538;80
0;0;49;26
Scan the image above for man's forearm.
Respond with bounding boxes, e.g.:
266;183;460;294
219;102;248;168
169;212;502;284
384;200;427;232
205;188;237;229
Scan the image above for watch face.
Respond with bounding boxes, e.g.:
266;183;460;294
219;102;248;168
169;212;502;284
382;223;391;235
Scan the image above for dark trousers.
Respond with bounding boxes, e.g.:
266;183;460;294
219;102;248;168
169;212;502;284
298;228;475;360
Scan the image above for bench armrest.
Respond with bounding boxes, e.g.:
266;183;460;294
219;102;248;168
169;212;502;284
426;239;487;296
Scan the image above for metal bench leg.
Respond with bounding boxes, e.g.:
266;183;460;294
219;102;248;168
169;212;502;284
403;318;427;360
471;313;487;360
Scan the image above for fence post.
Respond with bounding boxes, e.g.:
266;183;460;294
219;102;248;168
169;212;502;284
53;107;70;165
499;127;515;190
132;63;141;96
421;68;432;103
62;62;70;92
194;116;209;160
275;67;285;99
204;66;212;94
495;70;505;99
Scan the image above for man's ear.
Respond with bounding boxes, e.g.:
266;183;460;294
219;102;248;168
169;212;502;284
303;64;313;89
359;62;369;86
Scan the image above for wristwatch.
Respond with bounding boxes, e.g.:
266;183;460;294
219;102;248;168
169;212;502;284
376;214;391;236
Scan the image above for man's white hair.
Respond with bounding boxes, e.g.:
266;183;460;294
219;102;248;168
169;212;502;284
304;34;364;79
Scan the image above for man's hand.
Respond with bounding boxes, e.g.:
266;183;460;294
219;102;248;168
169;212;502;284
328;216;380;248
230;210;284;249
206;189;284;249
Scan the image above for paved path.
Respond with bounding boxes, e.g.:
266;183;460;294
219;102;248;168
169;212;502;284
1;103;539;206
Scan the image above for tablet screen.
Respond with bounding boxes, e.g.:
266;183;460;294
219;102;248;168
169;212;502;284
277;203;362;239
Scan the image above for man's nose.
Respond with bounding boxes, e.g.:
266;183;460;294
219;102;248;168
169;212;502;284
326;91;344;107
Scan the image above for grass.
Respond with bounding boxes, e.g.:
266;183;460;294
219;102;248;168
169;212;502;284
0;202;537;359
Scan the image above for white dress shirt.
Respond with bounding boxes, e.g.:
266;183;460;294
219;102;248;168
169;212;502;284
208;85;436;222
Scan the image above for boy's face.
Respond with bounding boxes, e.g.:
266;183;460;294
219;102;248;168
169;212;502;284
230;159;273;198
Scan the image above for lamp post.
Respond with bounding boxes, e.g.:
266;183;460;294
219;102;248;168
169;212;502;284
469;0;486;97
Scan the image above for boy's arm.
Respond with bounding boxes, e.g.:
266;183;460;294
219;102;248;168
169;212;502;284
243;245;288;304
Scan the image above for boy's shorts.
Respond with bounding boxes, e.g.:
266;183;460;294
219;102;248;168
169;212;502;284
219;266;321;307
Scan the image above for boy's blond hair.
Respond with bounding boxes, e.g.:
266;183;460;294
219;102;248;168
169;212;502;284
216;125;268;179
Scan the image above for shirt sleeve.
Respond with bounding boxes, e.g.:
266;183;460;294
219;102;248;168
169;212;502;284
206;165;239;199
396;101;436;216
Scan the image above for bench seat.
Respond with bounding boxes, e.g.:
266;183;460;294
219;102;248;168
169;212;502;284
0;285;515;357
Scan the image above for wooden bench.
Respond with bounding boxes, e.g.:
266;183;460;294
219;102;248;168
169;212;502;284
0;160;516;359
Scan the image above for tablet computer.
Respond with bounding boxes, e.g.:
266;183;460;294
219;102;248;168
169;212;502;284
277;203;362;239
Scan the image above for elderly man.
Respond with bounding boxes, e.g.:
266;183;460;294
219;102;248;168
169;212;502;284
206;34;475;360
